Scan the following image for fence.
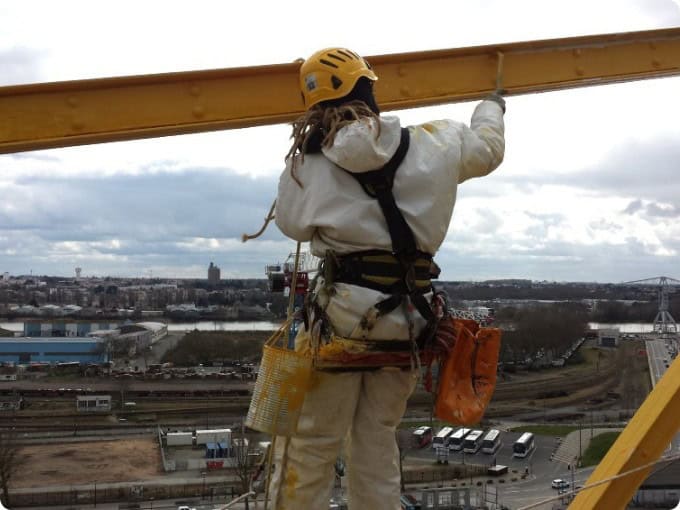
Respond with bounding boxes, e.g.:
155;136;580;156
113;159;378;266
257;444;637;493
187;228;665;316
10;480;241;508
403;464;487;484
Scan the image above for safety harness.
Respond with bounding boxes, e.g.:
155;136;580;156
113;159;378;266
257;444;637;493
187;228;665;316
335;128;438;325
309;127;441;369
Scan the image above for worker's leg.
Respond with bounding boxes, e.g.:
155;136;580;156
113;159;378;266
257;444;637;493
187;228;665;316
346;368;417;510
269;370;361;510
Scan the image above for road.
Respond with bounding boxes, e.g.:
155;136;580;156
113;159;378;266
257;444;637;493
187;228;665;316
498;465;595;509
646;337;680;453
646;337;675;387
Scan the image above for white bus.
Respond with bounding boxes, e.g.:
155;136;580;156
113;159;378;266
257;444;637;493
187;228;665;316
432;426;454;450
513;432;535;458
463;429;484;454
448;427;471;451
481;429;502;454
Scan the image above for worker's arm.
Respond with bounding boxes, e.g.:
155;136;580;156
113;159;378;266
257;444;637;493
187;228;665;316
457;98;505;183
274;161;316;242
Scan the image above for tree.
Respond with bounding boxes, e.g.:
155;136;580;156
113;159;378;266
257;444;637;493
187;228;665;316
233;429;255;510
0;428;23;506
396;429;414;492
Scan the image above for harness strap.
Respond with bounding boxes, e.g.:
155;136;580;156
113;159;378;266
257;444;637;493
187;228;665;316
353;128;416;258
340;127;436;325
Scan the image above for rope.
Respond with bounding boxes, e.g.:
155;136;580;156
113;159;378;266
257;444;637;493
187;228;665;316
242;200;276;243
264;241;302;510
496;51;505;93
516;451;680;510
218;491;256;509
286;242;302;320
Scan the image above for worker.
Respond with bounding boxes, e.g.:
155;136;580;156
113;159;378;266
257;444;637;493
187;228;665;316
270;47;505;509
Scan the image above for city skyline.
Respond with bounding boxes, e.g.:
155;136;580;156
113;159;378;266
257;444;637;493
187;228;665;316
2;1;680;282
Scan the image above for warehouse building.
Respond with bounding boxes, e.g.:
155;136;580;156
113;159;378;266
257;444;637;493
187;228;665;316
23;320;120;338
632;458;680;508
0;338;109;364
88;321;167;357
598;328;620;348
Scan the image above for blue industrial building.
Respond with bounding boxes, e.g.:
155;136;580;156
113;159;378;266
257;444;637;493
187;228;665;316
0;338;109;364
23;320;120;338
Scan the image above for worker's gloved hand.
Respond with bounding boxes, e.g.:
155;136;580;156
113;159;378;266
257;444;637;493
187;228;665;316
486;92;506;114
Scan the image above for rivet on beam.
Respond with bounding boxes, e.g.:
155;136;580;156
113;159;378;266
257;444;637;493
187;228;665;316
192;105;205;118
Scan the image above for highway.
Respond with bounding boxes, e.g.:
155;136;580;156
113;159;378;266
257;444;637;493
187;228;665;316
646;337;680;454
646;337;675;387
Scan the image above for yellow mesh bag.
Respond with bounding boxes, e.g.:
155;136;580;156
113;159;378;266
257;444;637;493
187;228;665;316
245;321;312;436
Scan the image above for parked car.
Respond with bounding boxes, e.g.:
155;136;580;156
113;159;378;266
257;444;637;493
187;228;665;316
551;479;570;489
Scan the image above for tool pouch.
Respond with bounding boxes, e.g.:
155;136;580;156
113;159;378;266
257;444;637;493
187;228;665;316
434;318;501;425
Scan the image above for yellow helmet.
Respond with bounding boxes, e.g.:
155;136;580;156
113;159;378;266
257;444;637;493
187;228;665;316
299;48;378;109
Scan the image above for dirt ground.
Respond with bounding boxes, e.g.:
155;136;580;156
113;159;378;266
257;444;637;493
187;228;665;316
14;438;162;488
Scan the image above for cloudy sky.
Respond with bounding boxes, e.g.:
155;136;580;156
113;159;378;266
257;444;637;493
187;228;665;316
2;0;680;282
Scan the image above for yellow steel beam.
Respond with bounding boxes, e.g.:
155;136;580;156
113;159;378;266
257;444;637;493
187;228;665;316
1;27;680;154
569;352;680;509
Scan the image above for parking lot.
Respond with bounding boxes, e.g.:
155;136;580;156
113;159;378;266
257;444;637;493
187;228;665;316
407;428;560;476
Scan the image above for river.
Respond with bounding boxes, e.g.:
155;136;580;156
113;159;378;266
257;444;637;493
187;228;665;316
0;320;657;334
0;320;281;333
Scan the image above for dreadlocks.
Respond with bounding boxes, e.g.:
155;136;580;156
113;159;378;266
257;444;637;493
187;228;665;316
285;101;380;187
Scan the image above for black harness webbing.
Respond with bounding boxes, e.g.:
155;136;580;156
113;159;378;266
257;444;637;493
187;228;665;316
339;127;435;324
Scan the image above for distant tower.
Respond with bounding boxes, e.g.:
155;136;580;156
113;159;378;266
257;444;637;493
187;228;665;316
208;262;221;284
75;267;82;280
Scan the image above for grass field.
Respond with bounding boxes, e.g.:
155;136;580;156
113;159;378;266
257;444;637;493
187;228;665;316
581;431;620;467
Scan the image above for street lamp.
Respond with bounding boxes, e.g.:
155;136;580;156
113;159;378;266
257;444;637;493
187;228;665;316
94;480;97;508
201;471;207;499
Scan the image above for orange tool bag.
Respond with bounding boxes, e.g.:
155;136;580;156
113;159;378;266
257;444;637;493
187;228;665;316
428;317;502;425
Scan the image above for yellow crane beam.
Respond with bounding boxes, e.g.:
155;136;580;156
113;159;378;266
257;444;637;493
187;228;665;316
569;353;680;509
1;27;680;154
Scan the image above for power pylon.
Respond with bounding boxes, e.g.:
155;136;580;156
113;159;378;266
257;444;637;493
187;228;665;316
623;276;680;334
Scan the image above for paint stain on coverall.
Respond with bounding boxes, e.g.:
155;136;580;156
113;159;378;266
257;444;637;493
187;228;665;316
284;466;299;503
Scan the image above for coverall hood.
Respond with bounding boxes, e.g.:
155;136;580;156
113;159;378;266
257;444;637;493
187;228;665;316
322;116;402;173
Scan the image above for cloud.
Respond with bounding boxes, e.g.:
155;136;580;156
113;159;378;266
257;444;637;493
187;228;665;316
0;47;46;85
528;137;680;204
0;167;293;277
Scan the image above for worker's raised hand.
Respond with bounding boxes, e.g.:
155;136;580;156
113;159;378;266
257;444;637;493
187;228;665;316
486;92;506;113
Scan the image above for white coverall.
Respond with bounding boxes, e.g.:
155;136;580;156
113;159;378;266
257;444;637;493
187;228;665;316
271;99;505;509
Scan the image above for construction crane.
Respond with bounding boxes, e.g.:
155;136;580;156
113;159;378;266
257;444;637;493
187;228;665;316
3;27;680;510
265;249;319;296
265;249;319;347
622;276;680;335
